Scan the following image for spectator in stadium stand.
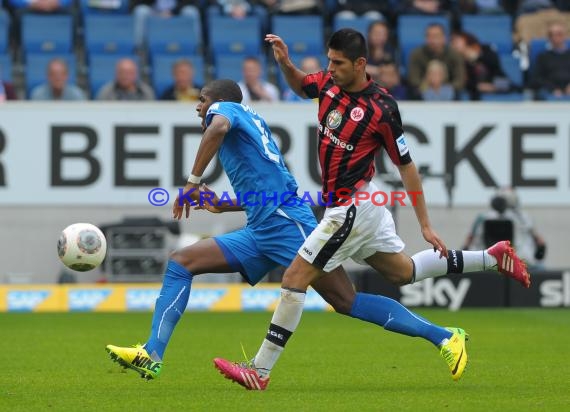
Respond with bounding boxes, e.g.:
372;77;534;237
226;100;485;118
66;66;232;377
333;0;387;20
237;56;280;103
131;0;202;50
30;58;86;101
96;58;155;101
365;20;397;79
207;0;269;31
282;55;321;101
530;21;570;99
419;59;456;100
6;0;72;14
256;0;321;15
160;59;202;101
398;0;450;14
457;0;506;14
0;68;17;101
407;23;466;99
451;31;512;100
375;61;409;100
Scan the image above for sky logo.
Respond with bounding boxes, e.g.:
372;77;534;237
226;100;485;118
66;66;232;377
126;289;160;310
241;289;281;311
69;290;112;311
187;289;227;310
8;291;51;311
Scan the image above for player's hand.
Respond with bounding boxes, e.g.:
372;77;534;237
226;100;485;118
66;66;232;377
265;34;289;65
421;226;448;258
193;184;224;214
173;183;199;220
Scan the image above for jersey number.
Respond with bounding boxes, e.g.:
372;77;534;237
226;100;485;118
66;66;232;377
253;119;280;163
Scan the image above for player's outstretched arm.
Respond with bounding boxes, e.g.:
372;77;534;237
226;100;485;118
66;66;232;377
173;115;230;220
265;34;309;99
398;161;448;258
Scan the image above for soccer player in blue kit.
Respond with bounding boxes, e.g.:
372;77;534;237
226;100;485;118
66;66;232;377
106;78;363;379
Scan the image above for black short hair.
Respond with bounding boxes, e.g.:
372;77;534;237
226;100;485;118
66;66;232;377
328;28;367;62
204;79;243;103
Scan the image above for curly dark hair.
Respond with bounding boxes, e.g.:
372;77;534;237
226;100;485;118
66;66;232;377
204;79;243;103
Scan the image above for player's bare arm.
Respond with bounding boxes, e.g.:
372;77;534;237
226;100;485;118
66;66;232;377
397;162;448;258
265;34;308;98
173;115;230;220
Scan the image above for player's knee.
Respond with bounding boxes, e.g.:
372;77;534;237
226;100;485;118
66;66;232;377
282;267;315;290
169;250;192;270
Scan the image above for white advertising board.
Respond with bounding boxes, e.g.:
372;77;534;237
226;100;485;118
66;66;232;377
0;102;568;206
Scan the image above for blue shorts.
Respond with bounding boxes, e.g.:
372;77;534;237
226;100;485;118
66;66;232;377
214;203;317;285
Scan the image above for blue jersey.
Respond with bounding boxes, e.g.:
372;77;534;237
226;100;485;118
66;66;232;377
205;102;299;226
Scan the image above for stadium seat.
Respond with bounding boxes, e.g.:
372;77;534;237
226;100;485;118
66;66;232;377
21;15;73;54
0;10;9;54
88;54;140;97
84;15;135;55
480;92;525;102
461;15;513;54
25;53;77;97
499;54;523;88
543;94;570;102
79;0;130;15
332;15;377;34
214;55;266;82
0;53;12;82
397;15;450;69
151;54;205;97
208;15;261;56
146;16;201;56
271;15;324;55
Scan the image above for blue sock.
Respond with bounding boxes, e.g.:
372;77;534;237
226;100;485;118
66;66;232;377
145;260;192;360
349;293;452;346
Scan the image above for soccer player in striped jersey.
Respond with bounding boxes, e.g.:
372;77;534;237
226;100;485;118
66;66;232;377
214;29;530;390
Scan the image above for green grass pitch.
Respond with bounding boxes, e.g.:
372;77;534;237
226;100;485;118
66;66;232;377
1;309;568;412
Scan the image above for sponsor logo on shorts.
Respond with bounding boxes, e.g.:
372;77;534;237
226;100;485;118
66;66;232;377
303;247;313;256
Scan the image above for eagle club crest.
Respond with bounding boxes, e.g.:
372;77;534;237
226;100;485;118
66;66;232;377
326;110;342;130
350;107;364;121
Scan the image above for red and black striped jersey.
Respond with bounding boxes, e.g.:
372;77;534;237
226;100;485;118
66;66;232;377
302;71;412;204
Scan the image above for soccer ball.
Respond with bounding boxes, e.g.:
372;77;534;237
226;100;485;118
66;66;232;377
58;223;107;272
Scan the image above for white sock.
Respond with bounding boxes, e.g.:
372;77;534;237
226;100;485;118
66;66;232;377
412;249;498;283
253;288;305;378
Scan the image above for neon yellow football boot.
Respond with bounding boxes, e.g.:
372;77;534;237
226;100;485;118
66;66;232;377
106;344;162;380
439;327;469;381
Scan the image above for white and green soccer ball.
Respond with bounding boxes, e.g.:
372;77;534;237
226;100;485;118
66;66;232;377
58;223;107;272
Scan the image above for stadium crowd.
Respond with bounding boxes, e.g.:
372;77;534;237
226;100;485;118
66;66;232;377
0;0;569;101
